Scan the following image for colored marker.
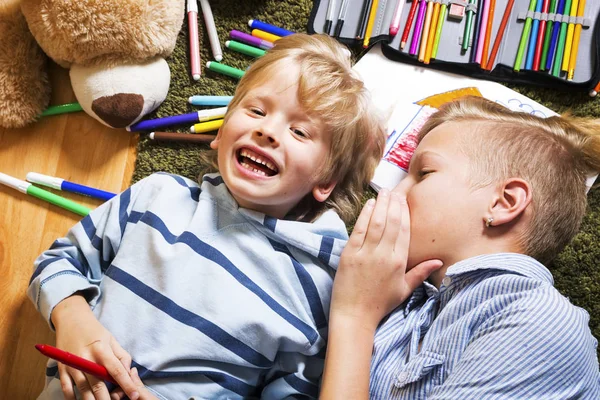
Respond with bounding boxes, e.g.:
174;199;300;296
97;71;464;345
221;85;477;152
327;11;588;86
481;0;496;67
401;0;420;49
390;0;407;36
525;0;544;70
0;173;91;217
190;119;224;133
567;0;586;80
561;0;579;71
35;344;117;385
248;20;294;37
532;0;551;70
199;0;222;61
188;96;233;106
230;30;274;50
514;0;538;71
206;61;245;80
552;0;572;76
26;172;116;202
325;0;337;34
187;0;201;80
226;40;265;58
251;29;281;43
475;0;491;64
40;103;83;117
149;132;215;144
410;0;427;55
333;0;350;37
485;0;514;70
419;0;435;63
462;0;476;52
471;0;488;64
431;1;448;59
546;0;566;71
540;0;559;70
127;107;227;132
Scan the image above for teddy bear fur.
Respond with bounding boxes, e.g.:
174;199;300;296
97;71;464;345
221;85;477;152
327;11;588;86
0;0;184;129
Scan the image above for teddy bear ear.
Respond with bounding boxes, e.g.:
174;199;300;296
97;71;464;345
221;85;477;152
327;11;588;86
70;57;171;129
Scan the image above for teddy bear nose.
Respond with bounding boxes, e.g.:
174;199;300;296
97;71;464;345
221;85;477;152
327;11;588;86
91;94;145;128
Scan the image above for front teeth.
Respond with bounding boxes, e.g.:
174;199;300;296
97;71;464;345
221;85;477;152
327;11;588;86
240;161;269;176
240;149;277;172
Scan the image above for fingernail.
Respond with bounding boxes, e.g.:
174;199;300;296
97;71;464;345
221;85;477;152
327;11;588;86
130;392;140;400
379;189;390;197
366;198;376;207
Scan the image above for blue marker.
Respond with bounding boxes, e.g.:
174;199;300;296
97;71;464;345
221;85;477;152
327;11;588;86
525;0;544;69
248;20;294;37
188;96;233;106
545;0;566;70
26;172;116;202
127;107;227;132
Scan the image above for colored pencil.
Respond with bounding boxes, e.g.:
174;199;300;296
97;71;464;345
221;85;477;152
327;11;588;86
475;0;491;64
546;0;566;71
410;0;427;55
401;0;420;49
248;20;294;37
225;40;266;58
567;0;586;80
40;103;83;117
418;0;434;61
590;81;600;97
552;0;572;76
26;172;116;202
469;0;484;62
431;2;448;59
356;0;374;40
363;0;380;48
525;0;544;70
198;0;222;62
485;0;514;70
424;1;440;64
187;0;201;80
251;29;281;43
0;173;91;217
540;0;559;70
481;0;495;67
126;107;227;132
149;132;215;144
562;0;579;71
514;0;538;71
462;0;477;53
532;0;551;70
230;30;274;50
390;0;407;36
35;344;117;384
206;61;245;80
190;119;224;134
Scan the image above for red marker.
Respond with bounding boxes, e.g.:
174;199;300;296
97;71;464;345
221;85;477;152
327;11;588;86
35;344;117;384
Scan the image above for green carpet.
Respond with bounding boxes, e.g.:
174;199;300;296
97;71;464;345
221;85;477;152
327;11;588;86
131;0;600;351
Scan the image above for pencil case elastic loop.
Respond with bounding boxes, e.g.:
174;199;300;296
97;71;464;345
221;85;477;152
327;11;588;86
577;16;592;28
546;13;558;22
440;0;450;5
465;3;477;13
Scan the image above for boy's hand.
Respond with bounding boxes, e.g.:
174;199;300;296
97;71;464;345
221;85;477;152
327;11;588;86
51;295;140;400
111;367;160;400
330;190;443;331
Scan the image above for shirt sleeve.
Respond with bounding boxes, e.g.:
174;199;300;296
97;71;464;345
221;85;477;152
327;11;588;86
429;292;600;399
260;350;324;399
27;176;152;330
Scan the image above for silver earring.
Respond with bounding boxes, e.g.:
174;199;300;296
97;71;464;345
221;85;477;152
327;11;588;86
486;217;494;227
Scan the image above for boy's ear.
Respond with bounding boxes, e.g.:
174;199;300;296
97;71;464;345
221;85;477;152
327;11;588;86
210;128;222;150
489;178;532;226
312;181;337;203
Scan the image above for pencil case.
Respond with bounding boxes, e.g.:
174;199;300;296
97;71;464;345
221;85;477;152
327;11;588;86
308;0;600;93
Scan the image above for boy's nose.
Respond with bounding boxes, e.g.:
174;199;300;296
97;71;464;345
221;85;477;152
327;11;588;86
253;125;280;146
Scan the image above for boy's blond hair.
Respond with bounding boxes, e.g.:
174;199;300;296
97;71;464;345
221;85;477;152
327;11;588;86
418;96;600;265
206;33;385;224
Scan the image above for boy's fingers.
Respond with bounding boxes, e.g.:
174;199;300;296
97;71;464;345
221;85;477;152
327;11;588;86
348;198;375;248
364;189;391;247
70;369;96;400
111;339;132;371
95;353;139;400
393;194;411;256
58;364;76;400
85;374;111;400
380;193;405;250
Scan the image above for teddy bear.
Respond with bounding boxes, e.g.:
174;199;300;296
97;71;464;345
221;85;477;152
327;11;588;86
0;0;184;129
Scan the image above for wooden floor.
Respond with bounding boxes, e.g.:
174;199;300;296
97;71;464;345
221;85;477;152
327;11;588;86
0;64;138;398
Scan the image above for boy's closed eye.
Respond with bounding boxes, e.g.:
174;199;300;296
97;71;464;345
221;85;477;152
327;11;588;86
249;107;265;116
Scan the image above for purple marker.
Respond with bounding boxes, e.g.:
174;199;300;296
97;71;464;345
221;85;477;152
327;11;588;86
409;0;427;56
230;30;274;50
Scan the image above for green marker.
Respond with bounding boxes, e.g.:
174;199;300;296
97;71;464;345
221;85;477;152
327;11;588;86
462;0;476;52
0;172;91;217
552;0;572;77
432;3;448;59
514;0;538;71
540;0;559;70
40;102;83;117
225;40;266;58
206;61;245;80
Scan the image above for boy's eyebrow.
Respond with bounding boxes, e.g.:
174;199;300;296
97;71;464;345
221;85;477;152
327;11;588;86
409;150;442;169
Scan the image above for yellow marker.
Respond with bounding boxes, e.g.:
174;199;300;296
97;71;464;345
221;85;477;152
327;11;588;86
251;29;281;43
567;0;586;80
561;0;579;71
362;0;380;48
418;0;434;62
190;119;224;134
424;2;441;64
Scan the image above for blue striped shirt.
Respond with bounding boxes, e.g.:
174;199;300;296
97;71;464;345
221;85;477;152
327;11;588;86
370;253;600;399
28;173;348;399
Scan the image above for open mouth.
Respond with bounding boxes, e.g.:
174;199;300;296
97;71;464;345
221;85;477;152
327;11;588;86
237;148;279;177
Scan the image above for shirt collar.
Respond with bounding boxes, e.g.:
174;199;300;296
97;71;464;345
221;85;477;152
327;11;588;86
444;253;554;285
